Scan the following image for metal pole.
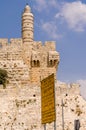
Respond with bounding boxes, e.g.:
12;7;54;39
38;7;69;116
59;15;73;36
54;121;56;130
62;99;64;130
44;124;46;130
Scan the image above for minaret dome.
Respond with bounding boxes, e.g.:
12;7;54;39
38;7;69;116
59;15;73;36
24;4;31;13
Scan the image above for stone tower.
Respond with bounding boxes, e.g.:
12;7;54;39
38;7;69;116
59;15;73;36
21;4;60;83
22;4;34;43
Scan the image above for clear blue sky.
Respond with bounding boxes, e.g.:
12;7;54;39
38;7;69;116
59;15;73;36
0;0;86;98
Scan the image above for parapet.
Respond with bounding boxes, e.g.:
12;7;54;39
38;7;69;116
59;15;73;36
0;38;8;46
56;81;80;96
10;38;22;45
0;38;23;47
32;41;56;51
44;41;56;51
33;41;42;50
70;83;80;95
70;83;80;88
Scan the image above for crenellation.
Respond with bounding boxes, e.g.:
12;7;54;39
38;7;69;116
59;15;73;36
70;83;80;95
10;38;22;45
0;38;8;47
56;81;80;96
33;41;42;50
44;41;56;51
0;38;22;48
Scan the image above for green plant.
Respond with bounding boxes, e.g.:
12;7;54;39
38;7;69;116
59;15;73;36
0;69;8;89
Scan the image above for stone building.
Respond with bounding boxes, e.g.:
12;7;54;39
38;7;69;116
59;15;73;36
0;4;85;130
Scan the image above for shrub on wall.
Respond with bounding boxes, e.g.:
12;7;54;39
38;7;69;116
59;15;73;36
0;69;8;89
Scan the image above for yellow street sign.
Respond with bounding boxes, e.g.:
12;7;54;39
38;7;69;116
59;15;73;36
41;73;56;124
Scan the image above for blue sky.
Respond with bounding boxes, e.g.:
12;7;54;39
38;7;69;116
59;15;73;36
0;0;86;99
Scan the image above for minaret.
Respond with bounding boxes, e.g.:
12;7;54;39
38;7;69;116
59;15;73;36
22;4;34;43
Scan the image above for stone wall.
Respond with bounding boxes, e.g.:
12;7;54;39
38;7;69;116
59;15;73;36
0;85;41;130
0;83;85;130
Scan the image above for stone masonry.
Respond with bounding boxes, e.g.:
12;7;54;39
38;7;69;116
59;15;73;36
0;4;85;130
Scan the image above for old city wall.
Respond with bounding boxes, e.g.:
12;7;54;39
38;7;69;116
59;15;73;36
0;83;85;130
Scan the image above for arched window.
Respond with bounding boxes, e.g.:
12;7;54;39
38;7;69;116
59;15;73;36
34;60;36;66
31;60;40;67
31;60;36;67
54;60;57;65
50;60;53;66
37;60;40;67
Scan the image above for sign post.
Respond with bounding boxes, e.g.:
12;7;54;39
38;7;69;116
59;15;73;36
44;124;46;130
62;99;64;130
54;121;56;130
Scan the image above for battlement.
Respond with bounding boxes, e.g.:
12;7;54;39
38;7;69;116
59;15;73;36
56;81;80;96
44;41;56;51
33;41;56;51
10;38;22;45
0;38;22;47
0;40;56;52
0;38;8;46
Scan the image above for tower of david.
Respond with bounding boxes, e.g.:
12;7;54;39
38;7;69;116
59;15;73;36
0;4;85;130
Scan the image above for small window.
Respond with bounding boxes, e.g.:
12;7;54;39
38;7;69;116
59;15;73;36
37;60;40;67
54;60;57;65
34;60;36;66
50;60;52;66
31;60;40;67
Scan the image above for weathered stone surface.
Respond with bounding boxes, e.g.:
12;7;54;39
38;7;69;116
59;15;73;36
0;83;85;130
